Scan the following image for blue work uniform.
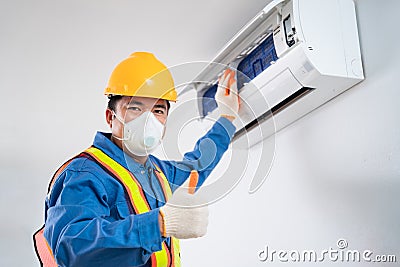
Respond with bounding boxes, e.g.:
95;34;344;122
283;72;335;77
43;117;235;267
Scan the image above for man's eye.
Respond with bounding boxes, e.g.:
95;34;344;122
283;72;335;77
154;109;165;115
128;107;141;111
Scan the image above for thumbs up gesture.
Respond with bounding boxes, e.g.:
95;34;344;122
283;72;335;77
159;171;209;239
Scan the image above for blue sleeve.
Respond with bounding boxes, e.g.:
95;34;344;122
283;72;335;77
44;167;164;267
158;116;236;191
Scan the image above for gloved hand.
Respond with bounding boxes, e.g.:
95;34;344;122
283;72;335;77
215;68;240;121
159;172;208;239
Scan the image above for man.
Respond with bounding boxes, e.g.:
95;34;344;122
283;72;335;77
34;52;239;266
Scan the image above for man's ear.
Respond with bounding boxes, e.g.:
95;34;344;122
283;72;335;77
105;108;114;128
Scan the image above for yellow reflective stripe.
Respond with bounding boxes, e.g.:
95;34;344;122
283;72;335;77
85;147;181;267
85;147;150;214
153;164;172;199
152;242;170;266
171;237;181;267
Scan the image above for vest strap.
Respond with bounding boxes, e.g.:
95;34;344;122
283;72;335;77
34;146;181;267
33;226;58;267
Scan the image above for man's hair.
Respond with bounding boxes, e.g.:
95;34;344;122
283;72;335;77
107;95;123;111
107;95;170;112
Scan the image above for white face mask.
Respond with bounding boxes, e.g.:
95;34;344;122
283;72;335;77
113;111;165;156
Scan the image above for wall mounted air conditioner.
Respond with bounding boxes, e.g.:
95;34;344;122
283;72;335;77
184;0;364;148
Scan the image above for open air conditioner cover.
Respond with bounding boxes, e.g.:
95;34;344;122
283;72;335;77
185;0;363;148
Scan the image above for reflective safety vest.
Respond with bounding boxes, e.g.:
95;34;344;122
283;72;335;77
33;146;181;267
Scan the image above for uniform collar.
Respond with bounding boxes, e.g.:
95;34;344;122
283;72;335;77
93;132;154;173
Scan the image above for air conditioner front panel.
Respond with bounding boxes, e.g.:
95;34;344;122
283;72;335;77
236;68;302;128
185;0;364;148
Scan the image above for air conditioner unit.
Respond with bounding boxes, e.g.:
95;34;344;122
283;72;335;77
184;0;363;148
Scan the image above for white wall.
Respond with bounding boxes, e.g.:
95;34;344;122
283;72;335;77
181;0;400;266
0;0;270;266
0;0;398;266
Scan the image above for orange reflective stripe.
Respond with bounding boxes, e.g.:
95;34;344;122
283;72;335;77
153;164;172;200
151;242;170;266
153;164;180;266
171;237;181;267
34;156;81;267
84;147;151;214
35;146;180;267
33;226;58;267
85;147;180;267
47;152;86;194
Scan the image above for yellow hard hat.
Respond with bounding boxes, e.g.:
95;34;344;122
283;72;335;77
104;52;177;101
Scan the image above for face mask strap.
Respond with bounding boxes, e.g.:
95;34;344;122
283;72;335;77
111;111;129;141
112;111;125;125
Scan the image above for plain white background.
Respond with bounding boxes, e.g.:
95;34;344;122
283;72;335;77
0;0;399;266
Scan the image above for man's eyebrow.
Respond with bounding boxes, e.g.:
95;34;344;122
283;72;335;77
127;100;144;106
153;104;167;110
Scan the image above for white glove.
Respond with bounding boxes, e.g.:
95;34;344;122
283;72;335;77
159;174;209;239
215;68;240;120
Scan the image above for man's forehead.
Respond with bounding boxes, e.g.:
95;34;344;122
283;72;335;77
120;96;167;106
